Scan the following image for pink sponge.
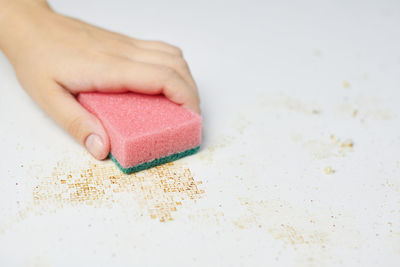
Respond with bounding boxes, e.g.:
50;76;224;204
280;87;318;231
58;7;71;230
78;92;202;173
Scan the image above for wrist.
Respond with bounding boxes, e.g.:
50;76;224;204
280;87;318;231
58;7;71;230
0;0;49;22
0;0;51;62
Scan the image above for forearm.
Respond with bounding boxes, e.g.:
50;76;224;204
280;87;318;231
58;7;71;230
0;0;50;62
0;0;48;23
0;0;48;12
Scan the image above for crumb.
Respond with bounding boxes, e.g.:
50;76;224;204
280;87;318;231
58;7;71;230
312;109;321;115
341;139;354;148
323;166;334;175
330;134;338;143
342;81;350;89
352;110;358;117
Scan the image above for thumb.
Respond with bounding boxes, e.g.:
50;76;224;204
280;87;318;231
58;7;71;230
33;83;110;159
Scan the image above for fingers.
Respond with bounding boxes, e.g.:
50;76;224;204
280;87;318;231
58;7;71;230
33;82;110;159
132;40;183;56
64;58;200;114
89;34;200;110
110;44;197;90
102;40;200;111
106;59;200;113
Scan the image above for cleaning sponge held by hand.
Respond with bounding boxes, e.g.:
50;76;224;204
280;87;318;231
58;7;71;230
78;92;202;174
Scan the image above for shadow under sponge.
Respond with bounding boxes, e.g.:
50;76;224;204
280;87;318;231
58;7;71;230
78;92;202;174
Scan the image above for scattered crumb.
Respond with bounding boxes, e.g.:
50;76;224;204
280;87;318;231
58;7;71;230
257;95;322;116
330;135;338;143
330;135;354;149
25;161;205;223
323;166;334;175
336;95;394;121
340;139;354;148
342;81;350;89
304;135;355;159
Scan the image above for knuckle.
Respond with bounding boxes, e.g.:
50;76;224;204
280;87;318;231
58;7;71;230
156;41;183;56
171;46;183;56
174;57;189;70
155;40;172;48
162;66;178;80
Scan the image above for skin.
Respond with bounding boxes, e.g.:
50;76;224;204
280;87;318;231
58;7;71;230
0;0;200;160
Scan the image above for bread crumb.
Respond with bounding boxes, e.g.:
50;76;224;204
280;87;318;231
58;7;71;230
342;81;350;89
323;166;334;175
341;139;354;148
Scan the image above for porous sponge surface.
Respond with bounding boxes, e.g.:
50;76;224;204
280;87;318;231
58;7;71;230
78;92;202;169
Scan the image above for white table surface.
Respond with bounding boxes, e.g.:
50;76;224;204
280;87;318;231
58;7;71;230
1;0;400;266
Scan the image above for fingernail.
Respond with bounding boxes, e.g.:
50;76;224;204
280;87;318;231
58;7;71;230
85;134;105;159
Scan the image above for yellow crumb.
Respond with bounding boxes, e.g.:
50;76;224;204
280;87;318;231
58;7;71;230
341;139;354;148
323;166;334;175
342;81;350;88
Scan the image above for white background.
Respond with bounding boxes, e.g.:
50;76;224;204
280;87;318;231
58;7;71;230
0;0;400;266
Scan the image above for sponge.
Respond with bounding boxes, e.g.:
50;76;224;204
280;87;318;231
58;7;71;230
78;92;202;174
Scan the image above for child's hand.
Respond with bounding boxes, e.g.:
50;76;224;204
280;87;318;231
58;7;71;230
0;0;200;160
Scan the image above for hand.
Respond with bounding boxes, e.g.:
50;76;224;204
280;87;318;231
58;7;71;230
0;0;200;160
